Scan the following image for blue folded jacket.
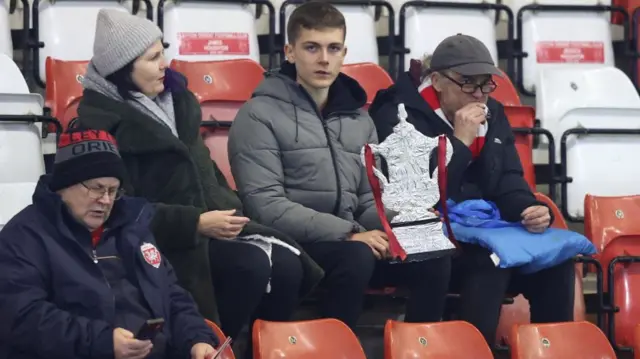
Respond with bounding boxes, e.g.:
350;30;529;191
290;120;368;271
441;200;596;274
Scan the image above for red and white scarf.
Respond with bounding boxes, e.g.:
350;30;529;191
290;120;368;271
418;79;488;159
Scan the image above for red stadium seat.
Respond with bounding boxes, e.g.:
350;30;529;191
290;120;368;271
584;194;640;255
491;70;521;106
384;320;492;359
341;63;393;109
201;123;234;190
511;321;615;358
171;59;265;122
205;319;235;359
490;71;537;189
584;195;640;349
633;323;640;359
505;106;537;190
253;318;366;359
171;59;265;188
599;235;640;349
45;57;88;130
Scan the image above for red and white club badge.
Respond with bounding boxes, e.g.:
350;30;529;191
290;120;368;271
141;242;161;269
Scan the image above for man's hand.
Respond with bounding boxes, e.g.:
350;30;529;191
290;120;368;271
349;230;389;259
113;328;153;359
521;205;551;233
198;209;250;239
453;102;487;146
191;343;218;359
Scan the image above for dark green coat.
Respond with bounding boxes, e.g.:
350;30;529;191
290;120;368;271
75;84;323;323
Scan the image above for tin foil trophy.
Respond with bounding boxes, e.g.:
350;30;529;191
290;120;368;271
362;103;458;262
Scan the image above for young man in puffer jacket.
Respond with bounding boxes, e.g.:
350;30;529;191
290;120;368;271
229;2;452;330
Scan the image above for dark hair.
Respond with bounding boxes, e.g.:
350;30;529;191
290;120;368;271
286;1;346;44
105;60;139;101
106;61;187;100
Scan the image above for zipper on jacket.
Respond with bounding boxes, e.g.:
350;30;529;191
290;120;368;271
90;231;112;293
320;120;343;216
298;87;344;216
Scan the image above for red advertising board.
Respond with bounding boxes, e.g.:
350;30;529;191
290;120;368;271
178;32;250;56
536;41;605;64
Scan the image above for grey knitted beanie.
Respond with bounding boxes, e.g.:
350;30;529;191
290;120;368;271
92;9;163;77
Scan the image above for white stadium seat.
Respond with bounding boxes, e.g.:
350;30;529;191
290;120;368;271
511;0;615;94
158;0;267;65
0;54;47;231
0;0;13;59
536;67;640;220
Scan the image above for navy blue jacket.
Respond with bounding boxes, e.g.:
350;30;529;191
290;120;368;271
0;175;219;359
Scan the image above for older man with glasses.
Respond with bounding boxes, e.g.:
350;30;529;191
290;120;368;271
369;34;575;348
0;129;221;359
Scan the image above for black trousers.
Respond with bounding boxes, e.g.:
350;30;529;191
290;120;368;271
209;239;303;340
451;243;576;344
302;240;452;329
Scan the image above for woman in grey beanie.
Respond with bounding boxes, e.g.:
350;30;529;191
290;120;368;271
75;9;323;356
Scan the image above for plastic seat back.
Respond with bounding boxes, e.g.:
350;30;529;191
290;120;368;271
535;192;567;230
491;71;521;106
36;1;130;84
0;78;46;185
600;235;640;348
488;70;536;189
341;63;393;108
171;59;264;190
511;0;615;94
536;66;640;157
511;321;615;359
201;124;234;190
253;318;366;359
171;59;264;122
0;65;46;230
505;106;536;190
205;319;235;359
45;58;88;130
0;183;38;232
0;54;29;94
160;2;260;64
634;323;640;359
584;194;640;255
537;68;640;219
384;320;492;359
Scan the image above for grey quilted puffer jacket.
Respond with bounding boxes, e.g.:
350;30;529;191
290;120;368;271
228;62;386;243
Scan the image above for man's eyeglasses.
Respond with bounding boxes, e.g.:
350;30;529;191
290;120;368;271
81;182;125;201
439;72;497;94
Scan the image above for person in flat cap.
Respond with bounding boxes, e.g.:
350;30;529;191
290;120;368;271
74;9;323;353
368;34;574;347
0;129;221;359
